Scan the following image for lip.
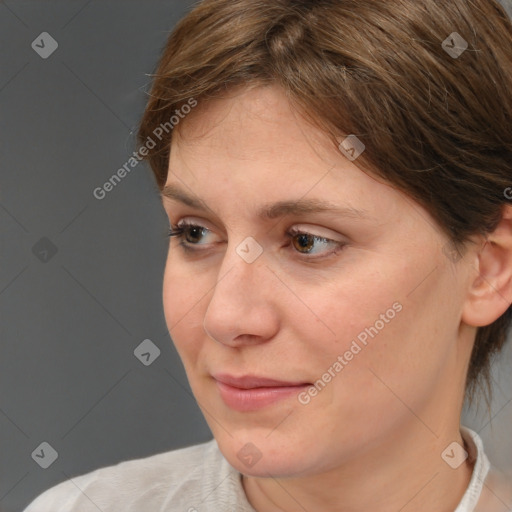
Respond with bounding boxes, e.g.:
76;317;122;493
212;373;311;412
213;373;309;389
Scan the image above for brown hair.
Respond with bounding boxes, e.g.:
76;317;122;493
138;0;512;403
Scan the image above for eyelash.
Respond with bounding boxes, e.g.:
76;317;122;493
167;221;346;261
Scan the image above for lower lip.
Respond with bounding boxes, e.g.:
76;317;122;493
215;380;310;412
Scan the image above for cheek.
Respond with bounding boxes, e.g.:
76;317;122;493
162;261;210;364
335;267;457;414
299;254;450;386
302;265;403;346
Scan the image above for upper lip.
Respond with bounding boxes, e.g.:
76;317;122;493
212;373;310;389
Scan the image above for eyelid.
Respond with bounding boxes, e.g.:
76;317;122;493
175;217;219;233
169;219;347;261
172;220;344;244
172;217;343;239
288;224;345;242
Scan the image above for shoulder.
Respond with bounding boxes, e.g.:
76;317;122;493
22;439;243;512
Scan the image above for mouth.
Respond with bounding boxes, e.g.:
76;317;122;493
212;373;312;412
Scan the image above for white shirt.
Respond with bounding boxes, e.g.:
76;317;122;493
23;426;512;512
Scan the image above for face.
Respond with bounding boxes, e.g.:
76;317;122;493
161;85;474;478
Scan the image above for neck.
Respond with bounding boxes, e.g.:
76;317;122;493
242;419;474;512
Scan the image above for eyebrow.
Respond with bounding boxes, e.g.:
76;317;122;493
161;183;370;221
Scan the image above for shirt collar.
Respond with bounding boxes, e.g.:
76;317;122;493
453;426;491;512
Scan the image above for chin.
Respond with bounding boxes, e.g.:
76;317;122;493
212;427;323;478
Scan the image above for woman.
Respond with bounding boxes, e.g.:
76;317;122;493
24;0;512;510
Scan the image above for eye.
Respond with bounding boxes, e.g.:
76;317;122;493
168;221;216;248
168;221;346;260
286;227;345;259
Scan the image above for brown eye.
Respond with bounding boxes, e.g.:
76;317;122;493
287;228;346;260
292;233;316;253
168;222;212;248
184;226;207;244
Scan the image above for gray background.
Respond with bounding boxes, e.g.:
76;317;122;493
0;1;511;511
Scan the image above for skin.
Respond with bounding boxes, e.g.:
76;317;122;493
160;84;512;512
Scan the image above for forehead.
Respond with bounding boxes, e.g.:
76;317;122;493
165;85;411;227
172;85;333;163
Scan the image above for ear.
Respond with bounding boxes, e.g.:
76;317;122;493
462;204;512;327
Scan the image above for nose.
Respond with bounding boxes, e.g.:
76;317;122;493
202;244;280;348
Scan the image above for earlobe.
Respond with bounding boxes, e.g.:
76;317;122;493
462;204;512;327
